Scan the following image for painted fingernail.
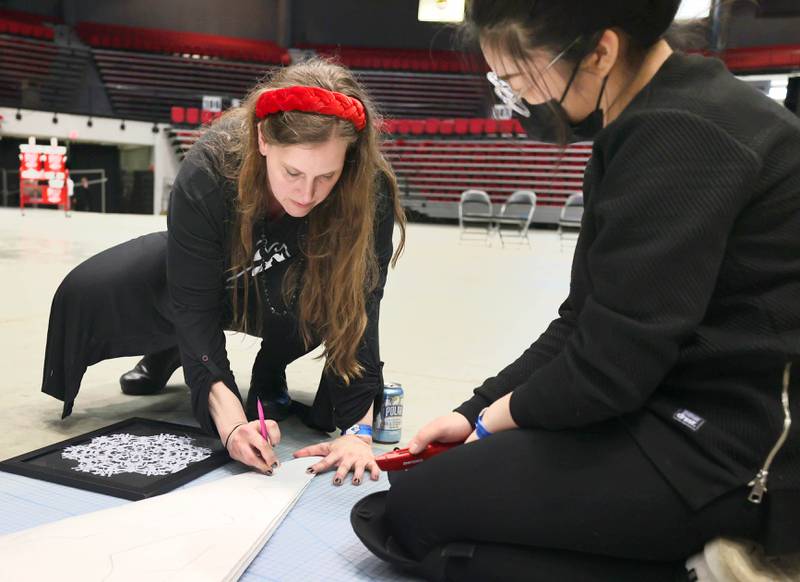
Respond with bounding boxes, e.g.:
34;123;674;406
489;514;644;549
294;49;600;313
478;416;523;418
266;469;273;476
353;479;361;486
272;462;278;469
334;478;342;486
306;468;315;474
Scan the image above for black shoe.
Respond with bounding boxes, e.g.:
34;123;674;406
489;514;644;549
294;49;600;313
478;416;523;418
245;369;292;422
120;347;181;396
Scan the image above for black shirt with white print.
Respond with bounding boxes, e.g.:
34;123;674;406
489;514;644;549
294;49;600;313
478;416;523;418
167;138;395;438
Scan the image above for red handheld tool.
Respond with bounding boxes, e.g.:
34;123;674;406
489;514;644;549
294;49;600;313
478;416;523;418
375;442;460;471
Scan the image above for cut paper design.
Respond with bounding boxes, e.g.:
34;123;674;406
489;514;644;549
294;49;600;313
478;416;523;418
61;433;212;477
0;458;317;582
0;419;228;500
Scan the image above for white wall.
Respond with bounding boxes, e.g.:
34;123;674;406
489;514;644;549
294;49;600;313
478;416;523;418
1;107;180;215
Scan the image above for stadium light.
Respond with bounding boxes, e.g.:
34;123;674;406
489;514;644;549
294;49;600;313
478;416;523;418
418;0;465;23
676;0;712;20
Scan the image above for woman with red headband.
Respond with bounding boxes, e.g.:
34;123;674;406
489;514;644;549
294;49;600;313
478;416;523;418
41;58;406;484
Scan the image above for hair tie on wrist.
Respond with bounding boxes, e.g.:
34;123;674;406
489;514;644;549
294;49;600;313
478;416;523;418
224;422;247;451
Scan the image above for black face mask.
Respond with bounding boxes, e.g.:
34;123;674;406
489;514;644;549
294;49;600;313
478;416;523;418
516;63;609;144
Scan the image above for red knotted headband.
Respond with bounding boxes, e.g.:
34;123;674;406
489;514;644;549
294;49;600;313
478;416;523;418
255;86;367;131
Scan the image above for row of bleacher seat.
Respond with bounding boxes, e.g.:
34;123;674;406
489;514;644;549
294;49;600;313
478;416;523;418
0;31;91;115
0;9;56;40
298;44;486;74
351;69;488;118
383;139;591;221
89;47;273;122
170;106;223;126
76;22;289;64
281;44;486;118
384;118;526;137
169;108;524;139
168;109;525;140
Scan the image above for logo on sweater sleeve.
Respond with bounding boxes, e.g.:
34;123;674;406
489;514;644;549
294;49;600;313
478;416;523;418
673;409;706;432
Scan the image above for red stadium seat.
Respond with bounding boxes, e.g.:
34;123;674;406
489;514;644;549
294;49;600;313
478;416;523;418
454;119;469;136
185;107;200;125
468;118;485;135
439;119;455;135
484;119;498;135
74;21;289;64
170;106;185;124
200;109;214;125
396;120;412;135
410;120;426;135
424;119;440;135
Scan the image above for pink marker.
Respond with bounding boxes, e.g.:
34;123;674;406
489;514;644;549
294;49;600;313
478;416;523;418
257;398;272;446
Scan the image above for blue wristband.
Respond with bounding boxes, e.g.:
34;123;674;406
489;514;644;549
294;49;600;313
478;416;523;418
342;423;373;437
475;409;492;440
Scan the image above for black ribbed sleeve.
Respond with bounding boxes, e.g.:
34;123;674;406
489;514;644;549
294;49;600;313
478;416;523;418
167;156;241;436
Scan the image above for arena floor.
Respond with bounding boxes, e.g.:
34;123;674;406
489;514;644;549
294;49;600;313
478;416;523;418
0;206;572;461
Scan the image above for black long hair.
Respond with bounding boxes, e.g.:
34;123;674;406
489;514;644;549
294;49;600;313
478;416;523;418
465;0;682;63
463;0;682;142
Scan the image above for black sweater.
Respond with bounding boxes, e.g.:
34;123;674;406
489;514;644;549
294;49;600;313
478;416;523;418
166;138;395;436
456;53;800;515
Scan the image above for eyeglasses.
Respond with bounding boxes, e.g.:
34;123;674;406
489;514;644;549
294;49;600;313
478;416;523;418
486;37;582;118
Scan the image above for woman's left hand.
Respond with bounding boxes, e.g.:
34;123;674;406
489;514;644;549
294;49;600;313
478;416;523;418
293;435;380;486
464;393;518;443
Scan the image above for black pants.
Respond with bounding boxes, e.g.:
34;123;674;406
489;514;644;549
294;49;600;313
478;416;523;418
383;422;764;582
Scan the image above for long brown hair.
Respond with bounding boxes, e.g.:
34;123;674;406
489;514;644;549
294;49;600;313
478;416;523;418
198;57;405;383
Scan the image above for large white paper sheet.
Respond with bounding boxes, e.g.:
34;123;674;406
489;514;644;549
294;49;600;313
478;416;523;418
0;458;316;582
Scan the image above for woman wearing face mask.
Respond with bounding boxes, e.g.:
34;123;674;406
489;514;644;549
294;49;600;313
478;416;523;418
41;58;406;485
351;1;800;580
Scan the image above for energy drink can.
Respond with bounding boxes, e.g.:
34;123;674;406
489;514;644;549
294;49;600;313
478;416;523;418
373;382;404;444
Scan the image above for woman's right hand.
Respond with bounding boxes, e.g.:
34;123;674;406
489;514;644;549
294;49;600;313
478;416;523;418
209;381;281;474
407;412;473;455
224;420;281;474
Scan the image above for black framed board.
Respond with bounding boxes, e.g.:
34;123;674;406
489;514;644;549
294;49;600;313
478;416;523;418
0;418;229;500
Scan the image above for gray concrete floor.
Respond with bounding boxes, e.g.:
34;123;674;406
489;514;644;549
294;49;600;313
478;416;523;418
0;207;572;461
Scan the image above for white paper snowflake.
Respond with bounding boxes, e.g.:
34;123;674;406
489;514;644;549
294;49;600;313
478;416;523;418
62;433;212;477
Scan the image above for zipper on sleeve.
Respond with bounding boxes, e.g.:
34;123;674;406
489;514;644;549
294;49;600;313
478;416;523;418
748;362;793;504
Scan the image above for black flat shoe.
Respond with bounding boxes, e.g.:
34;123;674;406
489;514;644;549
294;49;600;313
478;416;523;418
119;347;181;396
245;369;292;422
